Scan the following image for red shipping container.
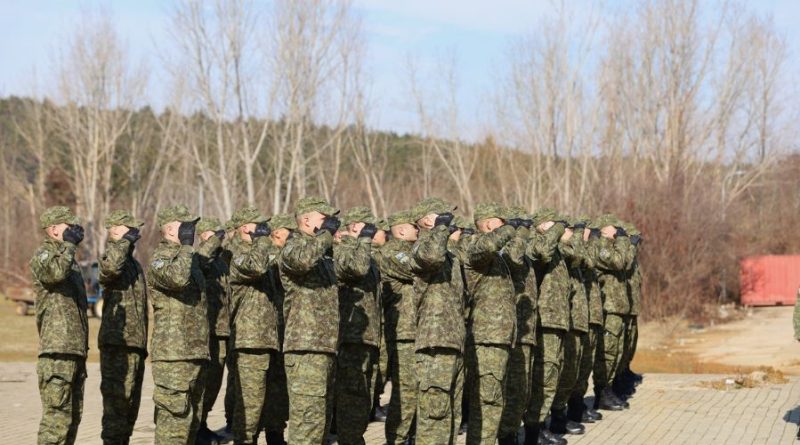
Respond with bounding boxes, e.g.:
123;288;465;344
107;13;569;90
739;255;800;306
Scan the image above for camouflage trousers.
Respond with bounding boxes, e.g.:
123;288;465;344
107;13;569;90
37;354;86;445
374;332;389;407
284;351;335;445
100;347;146;444
385;341;418;445
552;331;585;410
572;324;601;399
262;351;289;434
415;347;464;445
233;349;272;445
224;347;235;427
201;336;228;427
498;343;534;438
152;360;206;445
620;316;638;371
599;313;627;387
465;344;510;445
524;328;565;425
335;343;379;445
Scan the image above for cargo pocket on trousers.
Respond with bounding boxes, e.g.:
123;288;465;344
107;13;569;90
289;358;327;398
153;384;189;417
420;383;450;420
45;376;71;409
479;371;503;406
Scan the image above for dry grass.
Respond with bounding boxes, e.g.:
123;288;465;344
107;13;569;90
698;368;788;390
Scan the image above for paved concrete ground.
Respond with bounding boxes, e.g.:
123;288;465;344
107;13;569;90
1;363;798;444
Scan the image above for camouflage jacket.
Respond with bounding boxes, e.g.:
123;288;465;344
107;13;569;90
559;231;589;333
627;245;642;316
527;223;570;331
31;239;89;357
198;236;231;338
147;241;209;362
279;231;339;354
98;238;148;351
581;239;604;326
502;228;538;346
409;225;466;352
374;238;417;342
794;289;800;340
463;225;517;346
595;236;634;315
227;235;279;351
336;236;381;347
266;254;287;345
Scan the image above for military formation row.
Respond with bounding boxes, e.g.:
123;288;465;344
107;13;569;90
29;196;643;445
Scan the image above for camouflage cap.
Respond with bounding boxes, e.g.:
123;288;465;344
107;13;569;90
621;221;640;236
229;207;269;229
376;218;390;232
388;210;417;227
454;215;474;229
531;207;558;226
594;213;622;228
40;206;81;229
341;206;377;226
473;202;506;223
156;204;198;227
410;197;457;221
506;206;530;220
270;213;298;231
294;196;339;217
104;210;144;229
197;217;224;234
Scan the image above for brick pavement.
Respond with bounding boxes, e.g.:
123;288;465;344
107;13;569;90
0;362;798;444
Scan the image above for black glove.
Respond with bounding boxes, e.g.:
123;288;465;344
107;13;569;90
434;212;455;228
178;221;196;245
630;234;641;246
589;228;601;240
214;229;226;240
316;216;341;236
358;223;378;240
448;225;459;235
506;218;523;229
572;222;587;230
615;227;628;238
520;219;533;229
62;224;85;245
250;222;271;238
122;227;141;243
461;227;475;236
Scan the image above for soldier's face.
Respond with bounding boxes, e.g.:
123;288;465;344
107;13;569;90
392;223;418;242
477;217;503;233
417;213;437;230
108;225;130;241
372;230;387;246
583;229;591;242
46;223;70;241
271;228;291;247
349;222;366;237
200;230;216;242
449;229;461;241
239;223;256;242
601;225;617;239
561;228;574;241
300;211;326;235
162;221;181;244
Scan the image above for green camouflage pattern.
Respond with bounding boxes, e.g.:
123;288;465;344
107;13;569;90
98;238;148;350
335;343;378;444
559;230;590;333
31;239;89;357
100;347;145;444
410;197;457;220
573;324;601;399
600;313;626;385
270;213;298;231
151;360;205;445
284;351;335;445
527;223;570;331
232;350;271;444
229;207;269;229
147;241;209;362
627;245;642;315
39;206;80;228
463;225;517;346
621;317;639;373
197;235;231;338
196;217;223;235
498;343;534;438
409;225;466;352
415;348;463;445
263;351;289;434
336;236;381;346
385;340;418;444
37;354;86;445
503;227;539;346
595;236;634;315
293;196;339;217
201;337;227;426
582;239;604;326
525;328;564;424
156;204;198;227
552;331;584;410
341;206;377;225
103;209;144;229
465;344;510;445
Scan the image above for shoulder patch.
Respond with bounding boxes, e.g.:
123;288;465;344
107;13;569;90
268;254;276;262
599;248;611;260
395;252;409;263
234;256;244;266
151;259;165;269
38;251;49;262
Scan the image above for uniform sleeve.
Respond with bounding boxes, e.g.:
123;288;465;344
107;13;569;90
410;225;450;273
148;245;195;291
375;246;415;282
526;223;565;263
31;242;78;286
559;228;586;269
197;236;223;273
794;289;800;340
467;225;515;269
502;233;529;269
229;237;273;283
280;231;333;276
593;237;629;272
99;239;132;284
334;236;373;282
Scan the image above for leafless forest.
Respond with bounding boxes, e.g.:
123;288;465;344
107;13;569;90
1;0;798;320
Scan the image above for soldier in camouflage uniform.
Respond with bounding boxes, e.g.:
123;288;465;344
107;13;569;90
462;203;517;445
568;221;604;424
98;210;148;445
370;219;390;424
261;213;295;445
225;208;279;445
549;218;590;436
374;210;419;445
407;197;466;445
497;207;538;445
524;208;569;445
278;197;341;445
31;206;88;445
195;218;230;443
613;222;643;399
147;205;209;445
591;215;634;411
334;207;382;445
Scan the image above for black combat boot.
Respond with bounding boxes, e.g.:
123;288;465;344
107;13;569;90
598;387;624;411
567;394;588;423
523;423;540;445
550;408;585;435
498;432;519;445
540;428;568;445
196;422;222;445
584;408;603;422
265;430;287;445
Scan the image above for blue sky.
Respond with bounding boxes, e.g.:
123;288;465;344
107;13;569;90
1;0;798;134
